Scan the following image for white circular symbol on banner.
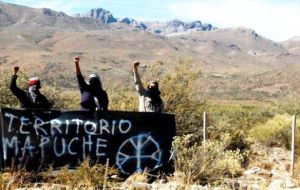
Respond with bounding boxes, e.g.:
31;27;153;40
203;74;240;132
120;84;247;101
116;134;162;174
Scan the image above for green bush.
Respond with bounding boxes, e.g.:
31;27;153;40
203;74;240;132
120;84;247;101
41;87;80;110
107;85;138;111
160;64;204;134
275;97;300;115
173;133;246;185
248;114;295;148
206;104;275;151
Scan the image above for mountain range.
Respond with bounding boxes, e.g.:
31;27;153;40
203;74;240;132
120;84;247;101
1;1;300;101
76;8;216;36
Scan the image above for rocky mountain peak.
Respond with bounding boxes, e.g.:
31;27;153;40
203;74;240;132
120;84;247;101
166;19;185;27
88;8;117;24
119;17;147;30
80;7;216;36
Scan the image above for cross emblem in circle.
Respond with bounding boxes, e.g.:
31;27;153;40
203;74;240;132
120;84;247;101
116;134;162;174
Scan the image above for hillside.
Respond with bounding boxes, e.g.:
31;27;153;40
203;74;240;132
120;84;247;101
3;2;300;189
282;36;300;55
1;1;300;101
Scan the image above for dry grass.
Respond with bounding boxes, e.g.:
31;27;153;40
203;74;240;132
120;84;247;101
0;158;119;189
173;133;247;185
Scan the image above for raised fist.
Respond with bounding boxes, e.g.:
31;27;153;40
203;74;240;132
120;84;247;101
74;57;80;63
133;61;140;69
13;66;19;75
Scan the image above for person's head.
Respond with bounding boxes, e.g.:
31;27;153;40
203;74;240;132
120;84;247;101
28;77;41;92
147;80;162;106
147;80;160;96
147;80;159;90
89;73;102;89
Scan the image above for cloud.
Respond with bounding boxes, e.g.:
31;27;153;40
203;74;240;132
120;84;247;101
169;0;300;41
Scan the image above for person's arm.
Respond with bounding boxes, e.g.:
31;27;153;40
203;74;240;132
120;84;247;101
74;57;81;75
132;61;146;94
9;66;26;98
74;57;87;90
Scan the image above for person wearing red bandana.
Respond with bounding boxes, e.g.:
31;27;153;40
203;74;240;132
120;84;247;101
9;66;50;109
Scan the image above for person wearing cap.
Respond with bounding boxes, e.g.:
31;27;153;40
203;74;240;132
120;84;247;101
132;61;164;113
74;57;108;111
9;66;50;109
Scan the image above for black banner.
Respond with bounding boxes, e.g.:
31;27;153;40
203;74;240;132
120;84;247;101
0;108;176;175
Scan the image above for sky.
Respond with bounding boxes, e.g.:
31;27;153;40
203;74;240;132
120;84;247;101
2;0;300;42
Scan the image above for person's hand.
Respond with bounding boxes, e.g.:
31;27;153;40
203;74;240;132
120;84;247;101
133;61;140;70
13;66;19;75
74;57;80;64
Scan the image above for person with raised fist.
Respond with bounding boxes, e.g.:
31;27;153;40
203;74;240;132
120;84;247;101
132;61;164;113
74;57;108;111
9;66;50;109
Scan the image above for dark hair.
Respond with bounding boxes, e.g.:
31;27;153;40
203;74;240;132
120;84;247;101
147;80;159;89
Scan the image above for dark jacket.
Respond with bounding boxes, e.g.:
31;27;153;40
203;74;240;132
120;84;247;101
77;74;108;111
9;75;50;109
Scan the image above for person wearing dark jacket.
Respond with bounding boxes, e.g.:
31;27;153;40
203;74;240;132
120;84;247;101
9;66;50;109
74;57;109;111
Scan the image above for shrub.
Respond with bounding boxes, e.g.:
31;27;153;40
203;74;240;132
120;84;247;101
107;85;138;111
275;97;300;115
160;64;204;134
248;114;295;148
41;87;80;110
173;133;246;185
206;104;275;151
